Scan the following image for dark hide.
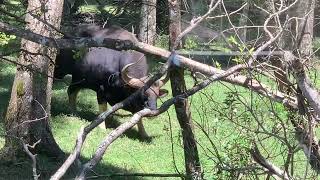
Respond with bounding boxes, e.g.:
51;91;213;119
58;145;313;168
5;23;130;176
60;48;150;113
76;24;139;43
54;25;167;114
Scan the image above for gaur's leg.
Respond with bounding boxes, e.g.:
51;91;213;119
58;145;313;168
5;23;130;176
137;120;149;138
97;91;109;129
98;103;108;129
67;84;81;112
98;103;108;113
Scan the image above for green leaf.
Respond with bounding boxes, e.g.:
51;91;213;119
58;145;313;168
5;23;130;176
0;32;16;46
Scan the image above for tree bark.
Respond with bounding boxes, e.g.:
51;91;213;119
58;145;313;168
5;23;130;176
287;0;320;171
0;0;64;161
136;0;158;138
292;0;314;57
264;0;291;92
168;0;202;179
139;0;157;45
273;0;320;173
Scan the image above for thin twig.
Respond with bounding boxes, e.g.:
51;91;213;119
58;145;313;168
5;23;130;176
22;139;41;180
250;144;291;180
172;0;222;50
0;7;26;23
86;173;184;179
6;99;48;134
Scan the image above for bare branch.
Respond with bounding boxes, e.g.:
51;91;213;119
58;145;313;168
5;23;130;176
0;21;136;50
50;128;84;180
0;7;26;23
284;51;320;119
0;21;297;108
207;2;248;19
172;0;222;50
22;139;41;180
250;144;291;180
86;173;183;179
75;109;153;179
28;13;72;38
53;59;244;179
6;99;48;133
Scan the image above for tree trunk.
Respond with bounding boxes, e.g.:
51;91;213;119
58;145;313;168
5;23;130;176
0;0;64;161
168;0;202;179
278;0;314;54
287;0;319;171
137;0;157;137
272;0;320;172
292;0;314;57
264;0;291;92
139;0;157;45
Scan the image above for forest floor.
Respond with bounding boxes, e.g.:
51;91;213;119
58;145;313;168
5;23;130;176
0;58;314;179
0;0;319;179
0;61;225;179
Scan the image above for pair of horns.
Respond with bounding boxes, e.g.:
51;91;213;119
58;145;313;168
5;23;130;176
121;55;169;89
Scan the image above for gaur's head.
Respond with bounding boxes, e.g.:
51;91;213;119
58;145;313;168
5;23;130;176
121;63;169;111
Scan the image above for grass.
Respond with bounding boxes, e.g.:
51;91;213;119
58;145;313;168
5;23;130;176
0;60;186;179
0;60;241;179
0;1;319;179
1;58;317;179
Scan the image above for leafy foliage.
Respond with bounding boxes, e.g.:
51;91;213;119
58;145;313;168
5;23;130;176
0;32;16;46
184;36;200;50
155;35;169;49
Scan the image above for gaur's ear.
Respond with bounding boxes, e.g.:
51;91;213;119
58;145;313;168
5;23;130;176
158;89;169;98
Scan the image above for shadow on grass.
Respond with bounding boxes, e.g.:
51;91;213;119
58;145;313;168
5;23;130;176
0;153;144;180
0;67;147;179
105;116;154;143
51;98;153;143
0;72;15;90
52;76;72;91
0;66;15;122
51;101;98;122
0;91;11;118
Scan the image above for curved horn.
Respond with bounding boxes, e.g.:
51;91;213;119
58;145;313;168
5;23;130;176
121;55;147;88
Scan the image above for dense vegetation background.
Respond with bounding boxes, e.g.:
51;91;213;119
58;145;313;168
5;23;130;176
1;0;320;179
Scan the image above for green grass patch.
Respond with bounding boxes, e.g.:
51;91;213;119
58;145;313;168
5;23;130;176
1;1;319;179
0;60;316;179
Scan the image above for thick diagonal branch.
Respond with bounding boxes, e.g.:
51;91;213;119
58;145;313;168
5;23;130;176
53;60;292;179
75;109;153;180
250;145;291;180
0;22;296;108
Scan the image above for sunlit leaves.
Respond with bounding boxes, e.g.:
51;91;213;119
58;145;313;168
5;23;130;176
0;32;16;46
